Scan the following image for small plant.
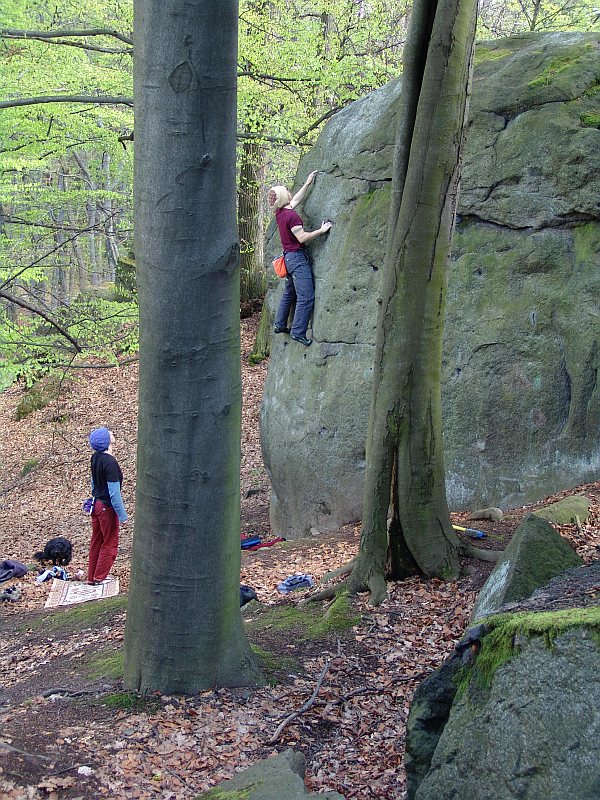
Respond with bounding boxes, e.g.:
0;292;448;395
580;112;600;128
21;457;39;477
15;376;64;420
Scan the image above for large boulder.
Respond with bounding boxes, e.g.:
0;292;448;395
471;512;583;620
406;562;600;800
260;32;600;538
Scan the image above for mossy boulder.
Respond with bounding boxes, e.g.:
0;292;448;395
406;567;600;800
410;620;600;800
260;32;600;538
533;495;591;524
194;749;345;800
472;513;583;621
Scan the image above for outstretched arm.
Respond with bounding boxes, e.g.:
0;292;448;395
291;220;333;244
289;171;317;209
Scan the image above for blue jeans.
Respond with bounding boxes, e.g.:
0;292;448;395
274;250;315;338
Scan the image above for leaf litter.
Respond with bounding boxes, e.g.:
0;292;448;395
0;315;598;799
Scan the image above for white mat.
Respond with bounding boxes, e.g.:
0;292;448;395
44;577;119;609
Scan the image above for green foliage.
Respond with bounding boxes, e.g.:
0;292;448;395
477;0;598;38
1;0;135;384
20;457;39;476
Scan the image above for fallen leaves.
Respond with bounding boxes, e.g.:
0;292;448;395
0;313;598;800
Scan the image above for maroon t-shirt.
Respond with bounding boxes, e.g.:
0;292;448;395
276;206;304;252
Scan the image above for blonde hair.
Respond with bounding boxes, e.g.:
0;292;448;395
268;185;291;210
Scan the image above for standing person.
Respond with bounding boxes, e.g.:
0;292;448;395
87;427;127;585
270;171;332;347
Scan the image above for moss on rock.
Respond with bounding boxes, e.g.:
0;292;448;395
459;606;600;698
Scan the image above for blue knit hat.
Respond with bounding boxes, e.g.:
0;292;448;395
89;427;111;452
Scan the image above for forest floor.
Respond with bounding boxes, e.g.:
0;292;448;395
0;314;598;800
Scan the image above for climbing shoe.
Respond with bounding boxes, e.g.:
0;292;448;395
273;324;290;334
291;334;312;347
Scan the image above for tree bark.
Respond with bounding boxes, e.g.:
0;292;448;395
123;0;263;693
238;137;266;302
348;0;478;603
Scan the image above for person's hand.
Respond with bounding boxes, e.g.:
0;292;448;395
321;220;333;233
306;171;317;185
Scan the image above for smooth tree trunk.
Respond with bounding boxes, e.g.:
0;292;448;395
347;0;478;603
124;0;263;693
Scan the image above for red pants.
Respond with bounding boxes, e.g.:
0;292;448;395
88;501;119;582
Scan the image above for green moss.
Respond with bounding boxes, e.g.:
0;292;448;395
249;302;271;364
527;48;592;89
456;607;600;700
99;691;160;712
250;645;298;685
196;788;252;800
473;47;512;66
27;595;127;633
85;650;123;680
573;223;600;265
247;592;360;640
583;81;600;98
311;592;361;636
580;112;600;128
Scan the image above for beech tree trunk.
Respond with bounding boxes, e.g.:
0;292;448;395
124;0;263;693
348;0;477;603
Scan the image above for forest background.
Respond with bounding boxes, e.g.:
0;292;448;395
1;0;597;384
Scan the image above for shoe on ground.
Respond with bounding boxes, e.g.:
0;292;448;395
273;324;290;334
291;334;312;346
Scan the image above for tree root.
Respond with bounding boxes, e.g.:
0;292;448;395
321;558;356;584
307;579;349;602
459;543;503;562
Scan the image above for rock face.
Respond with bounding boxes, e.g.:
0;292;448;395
412;626;600;800
405;562;600;800
471;512;583;620
260;32;600;538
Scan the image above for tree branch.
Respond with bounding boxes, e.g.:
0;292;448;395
2;33;131;54
268;660;330;744
0;95;133;110
1;27;133;45
0;290;82;352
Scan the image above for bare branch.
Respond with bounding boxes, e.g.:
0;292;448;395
0;290;82;352
1;27;133;45
3;33;131;54
67;356;139;370
268;660;330;744
0;95;133;110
